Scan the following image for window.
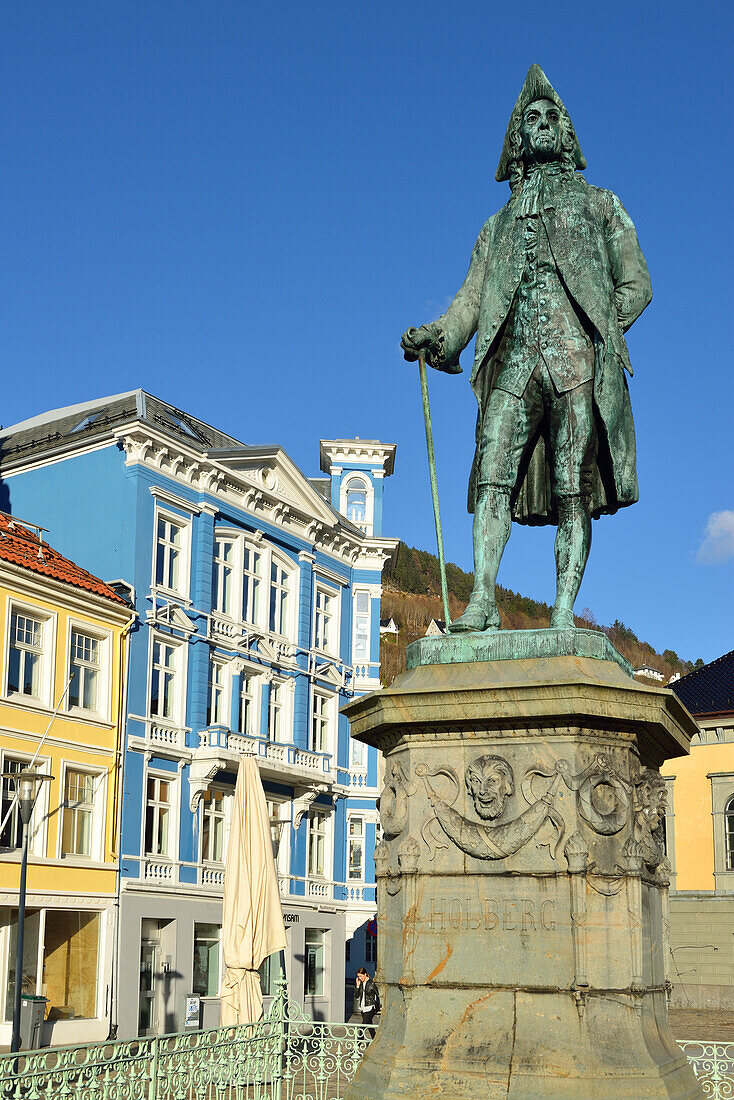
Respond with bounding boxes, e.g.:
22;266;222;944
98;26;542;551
353;592;371;663
155;516;186;594
304;929;325;996
242;545;262;624
268;679;287;742
311;692;331;754
0;759;23;848
61;770;95;857
348;816;364;881
150;640;180;722
145;775;172;856
266;799;287;870
212;538;236;616
726;797;734;870
314;587;335;653
345;479;367;526
365;927;377;964
69;631;101;712
350;737;367;771
201;788;226;863
193;923;221;997
258;952;282;997
269;560;290;636
238;673;255;736
8;612;44;699
207;659;227;726
2;907;101;1022
308;810;327;877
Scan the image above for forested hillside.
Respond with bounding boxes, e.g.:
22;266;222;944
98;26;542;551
379;543;703;686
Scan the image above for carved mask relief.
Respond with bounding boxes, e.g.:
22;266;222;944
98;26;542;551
378;758;415;839
465;755;515;820
633;768;667;870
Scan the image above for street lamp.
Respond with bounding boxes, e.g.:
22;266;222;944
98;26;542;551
3;769;53;1053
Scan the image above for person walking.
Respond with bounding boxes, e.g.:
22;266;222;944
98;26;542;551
353;967;380;1031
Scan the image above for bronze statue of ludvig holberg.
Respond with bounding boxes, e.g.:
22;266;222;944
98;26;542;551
402;64;652;633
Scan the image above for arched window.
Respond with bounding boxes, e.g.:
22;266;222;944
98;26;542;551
345;479;367;525
726;796;734;869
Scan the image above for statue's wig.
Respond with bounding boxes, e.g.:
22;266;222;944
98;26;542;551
507;103;579;193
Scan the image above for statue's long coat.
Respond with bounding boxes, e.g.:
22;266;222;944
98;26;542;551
433;174;652;524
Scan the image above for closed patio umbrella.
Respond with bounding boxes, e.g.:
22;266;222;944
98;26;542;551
220;755;287;1024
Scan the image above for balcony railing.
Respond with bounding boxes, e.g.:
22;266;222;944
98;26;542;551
198;729;332;778
143;858;177;883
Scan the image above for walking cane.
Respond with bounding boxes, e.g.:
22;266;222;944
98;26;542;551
418;351;451;628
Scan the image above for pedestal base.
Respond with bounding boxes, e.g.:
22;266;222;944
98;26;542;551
343;645;702;1099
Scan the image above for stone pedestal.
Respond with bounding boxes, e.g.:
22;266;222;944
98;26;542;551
343;634;703;1099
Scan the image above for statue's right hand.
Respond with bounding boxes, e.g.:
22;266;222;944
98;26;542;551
401;325;437;363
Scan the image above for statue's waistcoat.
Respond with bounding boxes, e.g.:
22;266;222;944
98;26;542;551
494;214;595;398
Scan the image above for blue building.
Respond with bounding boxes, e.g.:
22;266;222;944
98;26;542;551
0;392;396;1034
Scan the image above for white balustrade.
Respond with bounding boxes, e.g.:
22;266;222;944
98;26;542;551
144;859;175;882
149;722;185;748
201;865;225;887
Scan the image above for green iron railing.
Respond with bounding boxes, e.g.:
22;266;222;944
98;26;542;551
0;988;728;1100
0;979;372;1100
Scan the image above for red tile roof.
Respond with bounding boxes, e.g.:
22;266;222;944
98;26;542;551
0;513;126;605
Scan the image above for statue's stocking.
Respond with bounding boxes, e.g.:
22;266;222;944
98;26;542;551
551;495;591;628
449;488;509;632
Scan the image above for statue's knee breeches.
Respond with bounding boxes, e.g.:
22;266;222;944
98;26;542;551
476;385;541;492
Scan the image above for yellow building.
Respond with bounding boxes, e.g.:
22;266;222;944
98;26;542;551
665;653;734;1008
0;512;133;1046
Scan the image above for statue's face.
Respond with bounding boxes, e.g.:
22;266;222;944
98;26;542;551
466;757;513;820
520;98;562;162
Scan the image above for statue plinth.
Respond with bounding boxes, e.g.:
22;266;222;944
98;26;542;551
343;640;703;1098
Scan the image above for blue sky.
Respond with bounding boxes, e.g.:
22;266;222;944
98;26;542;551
0;1;731;662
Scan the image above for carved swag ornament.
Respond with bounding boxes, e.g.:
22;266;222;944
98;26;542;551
417;755;565;861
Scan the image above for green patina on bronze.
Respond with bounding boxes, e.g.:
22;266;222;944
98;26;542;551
403;64;652;637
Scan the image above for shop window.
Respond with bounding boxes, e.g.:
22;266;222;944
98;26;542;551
201;789;226;863
258;952;282;996
61;770;96;857
2;907;100;1022
43;910;100;1020
348;817;364;881
304;929;325;996
3;907;41;1019
193;923;221;997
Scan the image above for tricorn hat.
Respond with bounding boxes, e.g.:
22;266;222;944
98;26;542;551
495;64;586;183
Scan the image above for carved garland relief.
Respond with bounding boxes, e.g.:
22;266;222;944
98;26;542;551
378;746;668;873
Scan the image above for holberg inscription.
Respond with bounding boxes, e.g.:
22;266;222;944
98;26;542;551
427;895;556;933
